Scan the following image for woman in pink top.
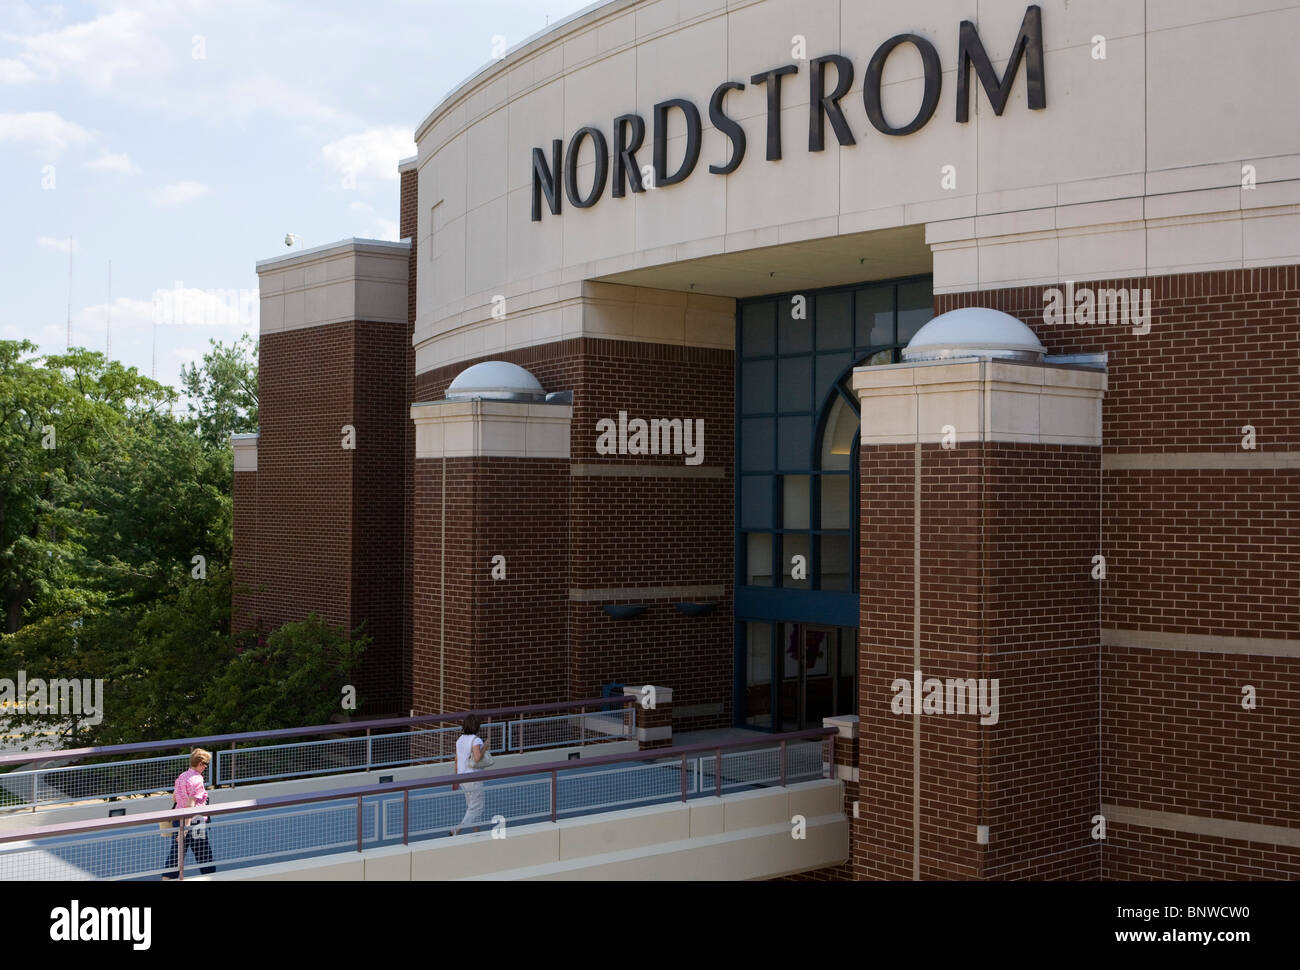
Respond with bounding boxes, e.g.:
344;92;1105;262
162;748;215;878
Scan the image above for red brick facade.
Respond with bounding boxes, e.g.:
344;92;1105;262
232;152;1298;880
234;318;411;714
411;338;734;726
412;457;570;713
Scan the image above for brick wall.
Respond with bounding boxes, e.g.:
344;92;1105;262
935;265;1300;879
413;336;735;729
236;319;410;716
251;324;356;638
411;456;569;713
347;322;411;713
855;439;1101;881
231;469;258;632
935;267;1300;453
400;166;418;715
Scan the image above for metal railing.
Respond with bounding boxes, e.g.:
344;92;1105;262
0;697;636;812
0;728;836;880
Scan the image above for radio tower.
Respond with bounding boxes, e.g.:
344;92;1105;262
65;236;73;350
106;260;112;359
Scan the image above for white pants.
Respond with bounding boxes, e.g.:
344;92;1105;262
458;782;485;831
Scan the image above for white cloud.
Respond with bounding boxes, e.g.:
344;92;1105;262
37;236;78;254
0;58;37;83
9;8;155;90
152;180;210;205
0;111;93;157
322;126;413;188
85;151;140;174
372;218;400;241
223;76;342;123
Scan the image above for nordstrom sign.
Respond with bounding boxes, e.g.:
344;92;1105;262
531;5;1046;220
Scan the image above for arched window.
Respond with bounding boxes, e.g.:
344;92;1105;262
738;279;931;596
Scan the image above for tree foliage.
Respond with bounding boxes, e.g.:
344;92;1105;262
0;337;357;750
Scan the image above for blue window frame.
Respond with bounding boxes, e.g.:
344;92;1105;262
734;275;933;729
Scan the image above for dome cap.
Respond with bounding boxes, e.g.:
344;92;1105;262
902;307;1046;363
445;361;546;402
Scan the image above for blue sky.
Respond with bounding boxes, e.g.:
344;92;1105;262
2;0;593;388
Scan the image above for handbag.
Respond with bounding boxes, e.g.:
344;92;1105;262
472;749;495;770
158;801;176;836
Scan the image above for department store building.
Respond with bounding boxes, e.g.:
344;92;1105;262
232;0;1300;879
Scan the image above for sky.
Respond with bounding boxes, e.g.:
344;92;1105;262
1;0;595;389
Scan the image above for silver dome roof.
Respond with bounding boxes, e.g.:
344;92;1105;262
902;307;1047;363
445;360;546;402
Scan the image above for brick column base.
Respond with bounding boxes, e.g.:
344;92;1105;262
624;685;673;749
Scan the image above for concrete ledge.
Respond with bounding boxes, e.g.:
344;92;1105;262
194;780;845;881
226;852;365;882
473;814;848;881
1103;804;1300;848
1103;451;1300;470
689;798;724;838
823;714;858;739
411;399;572;459
258;238;410;334
364;843;413;881
789;781;843;820
1102;628;1300;659
723;787;790;832
852;358;1106;447
411;824;560;879
557;802;689;860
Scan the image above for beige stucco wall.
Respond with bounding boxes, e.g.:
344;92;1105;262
411;0;1300;374
197;779;847;881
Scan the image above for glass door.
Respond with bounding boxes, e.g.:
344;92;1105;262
779;623;843;730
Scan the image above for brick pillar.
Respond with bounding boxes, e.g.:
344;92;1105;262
410;399;572;714
824;714;859;814
238;239;412;715
623;686;673;749
853;357;1106;880
230;433;259;632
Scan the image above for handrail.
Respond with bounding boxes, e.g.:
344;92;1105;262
0;694;636;769
0;727;836;847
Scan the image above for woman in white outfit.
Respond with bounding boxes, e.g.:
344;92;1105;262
451;714;486;835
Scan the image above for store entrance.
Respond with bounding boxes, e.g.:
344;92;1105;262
772;624;855;731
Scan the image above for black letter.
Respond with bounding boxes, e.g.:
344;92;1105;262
531;139;561;221
809;54;855;151
612;114;645;197
864;35;942;136
749;64;798;160
709;81;746;175
653;98;702;186
564;127;609;209
957;4;1046;122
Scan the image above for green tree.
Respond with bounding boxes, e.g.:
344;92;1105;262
179;335;258;453
198;615;368;735
0;342;173;632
